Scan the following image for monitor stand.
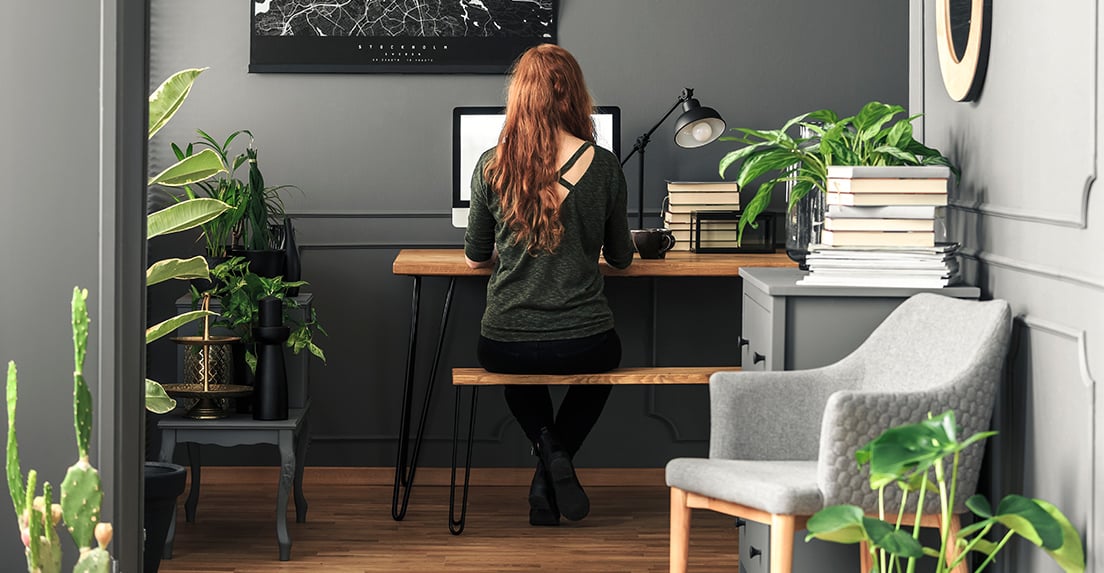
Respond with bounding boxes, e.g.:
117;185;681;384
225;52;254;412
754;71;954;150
452;207;469;228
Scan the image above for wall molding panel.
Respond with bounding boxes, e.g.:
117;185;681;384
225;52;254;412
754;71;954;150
1015;315;1097;570
959;247;1104;292
918;1;1099;229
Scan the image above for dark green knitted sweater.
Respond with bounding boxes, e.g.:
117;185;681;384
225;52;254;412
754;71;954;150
464;143;634;341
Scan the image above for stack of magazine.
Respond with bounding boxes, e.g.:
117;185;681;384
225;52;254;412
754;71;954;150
797;242;961;288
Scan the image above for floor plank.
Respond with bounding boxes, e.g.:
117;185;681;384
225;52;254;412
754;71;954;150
158;477;740;572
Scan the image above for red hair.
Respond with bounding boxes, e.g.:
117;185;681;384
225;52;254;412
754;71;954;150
485;44;596;255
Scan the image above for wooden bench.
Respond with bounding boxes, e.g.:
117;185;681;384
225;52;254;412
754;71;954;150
447;365;739;534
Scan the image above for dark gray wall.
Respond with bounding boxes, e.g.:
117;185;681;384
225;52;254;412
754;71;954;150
911;2;1102;571
148;0;909;468
0;0;145;569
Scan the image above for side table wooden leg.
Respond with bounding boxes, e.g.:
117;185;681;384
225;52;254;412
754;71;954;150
158;429;178;559
184;443;201;523
294;416;310;523
277;429;295;561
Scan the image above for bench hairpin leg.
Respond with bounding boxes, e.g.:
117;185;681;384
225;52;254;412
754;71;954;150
449;385;479;535
393;276;456;521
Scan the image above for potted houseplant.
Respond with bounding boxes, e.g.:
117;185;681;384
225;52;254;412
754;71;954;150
5;288;114;572
718;101;956;259
174;130;298;281
805;410;1085;573
202;257;325;376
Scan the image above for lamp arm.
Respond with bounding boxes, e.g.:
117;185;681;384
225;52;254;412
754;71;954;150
620;89;693;167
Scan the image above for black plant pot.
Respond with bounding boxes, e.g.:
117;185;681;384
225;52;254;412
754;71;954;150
144;462;186;573
231;248;287;279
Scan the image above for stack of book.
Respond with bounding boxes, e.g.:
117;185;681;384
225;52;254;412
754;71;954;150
797;242;961;288
663;181;740;251
802;165;958;288
821;165;950;249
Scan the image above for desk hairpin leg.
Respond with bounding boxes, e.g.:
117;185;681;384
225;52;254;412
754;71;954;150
449;385;479;535
392;276;457;521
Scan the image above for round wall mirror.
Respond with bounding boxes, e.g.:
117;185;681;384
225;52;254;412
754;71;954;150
935;0;991;101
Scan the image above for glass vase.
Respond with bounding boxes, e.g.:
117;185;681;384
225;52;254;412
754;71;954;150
785;185;825;270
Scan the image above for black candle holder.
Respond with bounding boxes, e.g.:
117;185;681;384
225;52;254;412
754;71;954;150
252;296;290;420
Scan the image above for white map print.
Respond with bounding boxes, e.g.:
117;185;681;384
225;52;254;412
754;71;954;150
254;0;554;38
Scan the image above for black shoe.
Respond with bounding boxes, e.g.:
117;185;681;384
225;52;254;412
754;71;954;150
528;459;559;526
536;427;589;521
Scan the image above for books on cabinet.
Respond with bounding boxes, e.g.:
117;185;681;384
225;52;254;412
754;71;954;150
800;166;956;287
798;242;961;288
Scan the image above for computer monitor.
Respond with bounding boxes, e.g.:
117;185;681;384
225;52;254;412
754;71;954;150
452;106;621;227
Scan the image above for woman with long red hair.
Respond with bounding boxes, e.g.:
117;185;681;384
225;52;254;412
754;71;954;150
464;44;634;526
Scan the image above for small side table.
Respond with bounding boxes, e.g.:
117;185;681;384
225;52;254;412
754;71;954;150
158;404;311;561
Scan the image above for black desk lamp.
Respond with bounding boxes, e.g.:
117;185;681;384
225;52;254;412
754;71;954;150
621;88;726;230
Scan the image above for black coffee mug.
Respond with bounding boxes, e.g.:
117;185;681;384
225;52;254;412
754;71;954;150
631;228;677;259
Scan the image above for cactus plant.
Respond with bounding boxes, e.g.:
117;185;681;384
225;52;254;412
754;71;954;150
5;288;113;573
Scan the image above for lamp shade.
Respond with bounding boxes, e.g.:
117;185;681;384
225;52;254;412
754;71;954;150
673;98;726;149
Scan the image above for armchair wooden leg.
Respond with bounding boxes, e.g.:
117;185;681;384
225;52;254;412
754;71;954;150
769;514;796;573
943;514;968;573
670;487;691;573
859;542;873;573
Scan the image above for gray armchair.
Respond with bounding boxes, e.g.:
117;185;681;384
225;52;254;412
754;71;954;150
666;293;1012;573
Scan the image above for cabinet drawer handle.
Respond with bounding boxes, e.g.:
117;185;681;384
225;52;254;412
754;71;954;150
753;352;766;364
737;336;750;348
749;545;762;559
734;517;746;528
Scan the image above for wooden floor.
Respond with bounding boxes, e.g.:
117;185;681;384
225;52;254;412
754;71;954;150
157;468;740;572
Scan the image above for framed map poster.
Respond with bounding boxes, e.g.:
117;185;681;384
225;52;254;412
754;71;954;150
250;0;558;73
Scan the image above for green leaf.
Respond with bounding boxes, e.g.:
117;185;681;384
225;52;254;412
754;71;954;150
6;361;25;518
993;494;1063;549
1033;499;1086;573
969;537;999;555
853;102;903;133
147;256;209;286
872;145;922;165
145;380;177;414
149;148;226;187
806;505;868;544
718;141;769;178
146;310;217;344
865;517;925;558
737;179;777;244
967;494;994;518
805;109;840;125
147;197;230;239
884;120;913;149
149;68;206;139
735;148;800;190
958;517;994;538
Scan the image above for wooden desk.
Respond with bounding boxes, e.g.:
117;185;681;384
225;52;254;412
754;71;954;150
389;249;797;527
392;249;796;277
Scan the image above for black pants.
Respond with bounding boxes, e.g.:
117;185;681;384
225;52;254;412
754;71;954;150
477;329;620;456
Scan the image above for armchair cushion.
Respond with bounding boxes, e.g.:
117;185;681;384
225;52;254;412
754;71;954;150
709;364;861;461
666;458;821;515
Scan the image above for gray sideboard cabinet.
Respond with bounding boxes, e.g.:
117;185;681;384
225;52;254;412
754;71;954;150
735;267;980;573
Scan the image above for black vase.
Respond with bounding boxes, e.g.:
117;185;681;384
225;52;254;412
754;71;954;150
143;462;186;573
283;217;301;297
252;297;289;420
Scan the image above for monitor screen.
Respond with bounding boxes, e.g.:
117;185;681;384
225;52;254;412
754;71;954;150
452;106;621;209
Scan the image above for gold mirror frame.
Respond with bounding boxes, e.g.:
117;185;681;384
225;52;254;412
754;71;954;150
935;0;989;101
